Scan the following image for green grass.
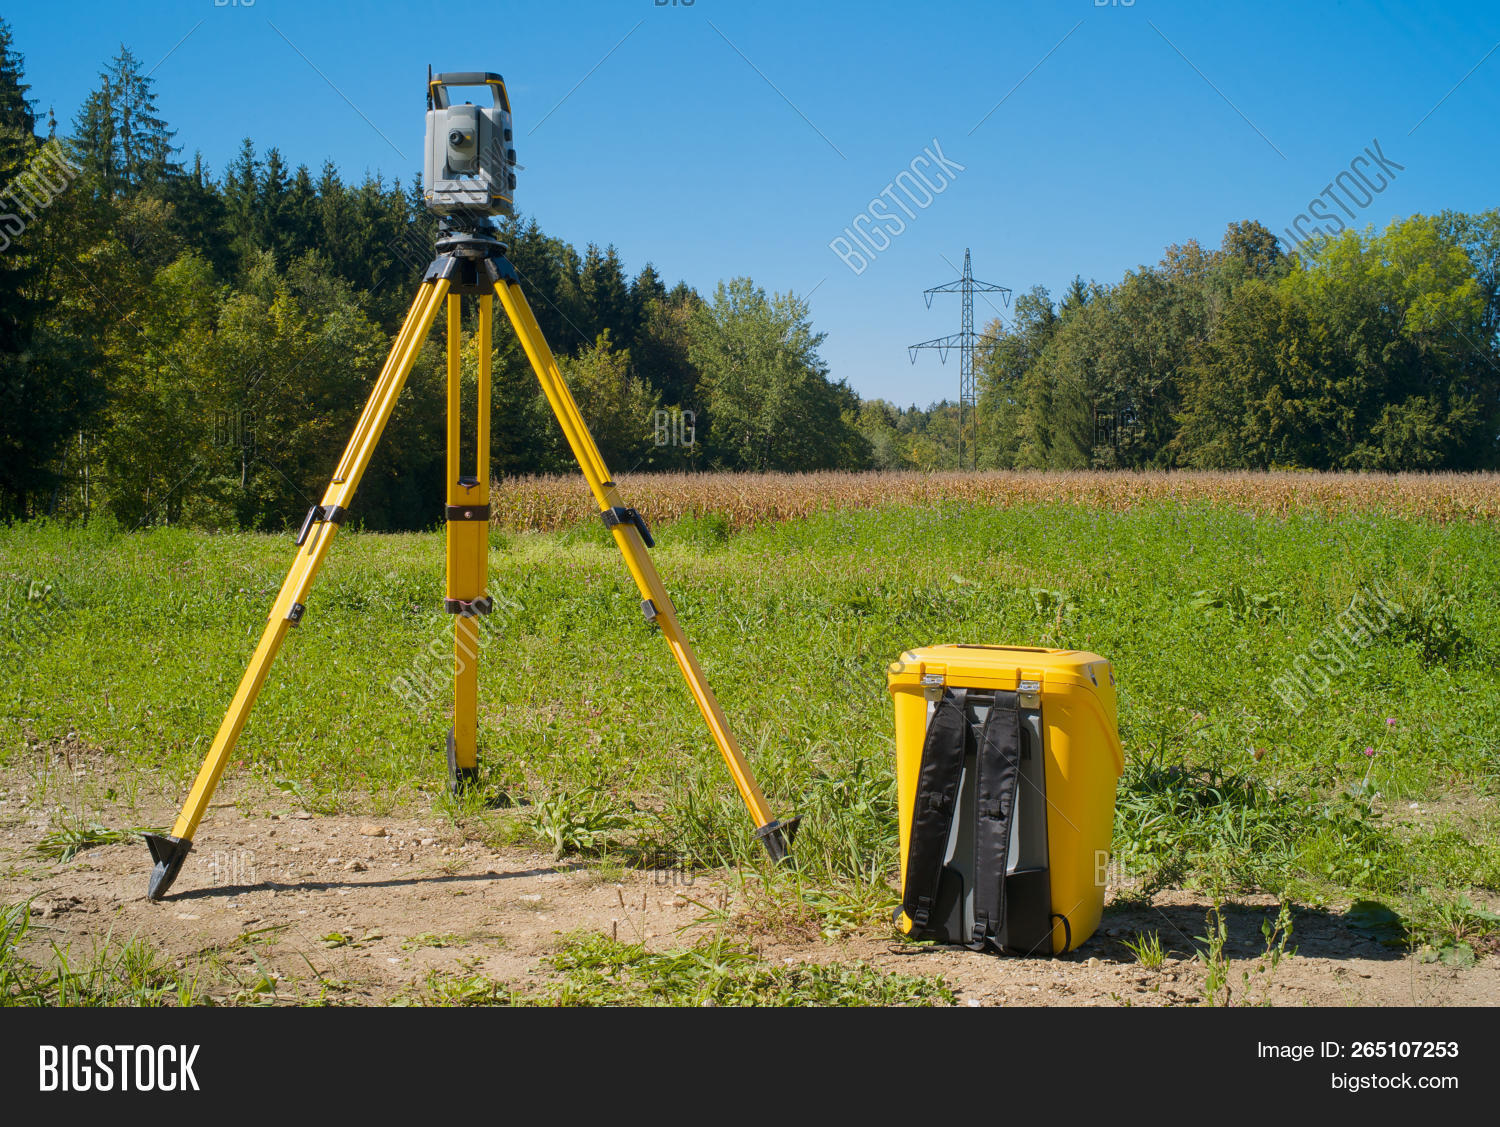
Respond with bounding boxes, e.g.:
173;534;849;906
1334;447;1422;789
1;900;205;1007
1121;930;1165;970
35;820;146;862
407;932;955;1007
2;499;1497;951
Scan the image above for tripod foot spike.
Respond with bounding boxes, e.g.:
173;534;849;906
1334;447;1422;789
754;816;801;864
444;729;479;796
143;833;191;900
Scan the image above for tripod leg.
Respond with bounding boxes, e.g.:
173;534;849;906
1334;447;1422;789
144;279;451;899
492;278;798;862
443;293;491;792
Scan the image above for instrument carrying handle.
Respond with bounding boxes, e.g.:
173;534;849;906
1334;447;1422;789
429;72;510;111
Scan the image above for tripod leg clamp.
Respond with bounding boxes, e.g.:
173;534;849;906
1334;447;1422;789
600;506;654;548
296;504;346;546
144;833;191;900
444;596;494;616
445;504;490;522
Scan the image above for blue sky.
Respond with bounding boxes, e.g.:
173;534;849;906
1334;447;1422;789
8;0;1499;405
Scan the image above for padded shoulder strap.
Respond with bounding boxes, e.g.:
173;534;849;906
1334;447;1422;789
970;696;1022;950
900;688;969;931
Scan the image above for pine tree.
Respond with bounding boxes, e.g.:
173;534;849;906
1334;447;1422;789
221;137;260;269
0;16;38;352
630;262;667;315
69;46;180;199
502;215;589;352
1059;275;1092;319
71;77;117;195
0;20;103;515
0;17;34;137
580;243;633;344
257;146;290;260
109;45;179;191
283;163;319;263
164;152;231;276
343;171;408;297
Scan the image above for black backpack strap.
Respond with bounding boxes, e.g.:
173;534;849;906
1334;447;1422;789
901;688;969;932
970;694;1023;950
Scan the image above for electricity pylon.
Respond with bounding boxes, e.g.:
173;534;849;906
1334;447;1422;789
908;249;1010;470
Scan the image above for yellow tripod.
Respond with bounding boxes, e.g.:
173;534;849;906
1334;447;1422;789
143;231;797;899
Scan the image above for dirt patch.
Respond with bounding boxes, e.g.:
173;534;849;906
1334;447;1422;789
1;756;1496;1006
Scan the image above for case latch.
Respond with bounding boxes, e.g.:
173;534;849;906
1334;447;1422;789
1018;679;1041;709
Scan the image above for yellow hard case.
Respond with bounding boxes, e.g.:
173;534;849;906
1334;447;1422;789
888;644;1124;954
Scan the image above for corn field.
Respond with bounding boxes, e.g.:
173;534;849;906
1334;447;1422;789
488;470;1500;531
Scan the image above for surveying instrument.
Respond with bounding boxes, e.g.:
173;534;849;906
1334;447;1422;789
142;71;798;899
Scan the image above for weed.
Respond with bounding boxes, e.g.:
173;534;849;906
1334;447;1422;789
1408;891;1500;949
1417;937;1478;968
535;932;953;1007
1121;930;1165;970
1240;903;1295;1006
720;868;896;943
1113;753;1396;899
1381;569;1470;663
1189;583;1284;623
0;900;37;1002
1195;902;1232;1007
1;901;206;1007
36;821;144;862
415;968;509;1006
402;932;462;950
404;930;954;1007
528;788;632;859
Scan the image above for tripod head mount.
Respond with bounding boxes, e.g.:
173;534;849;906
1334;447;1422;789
435;216;507;262
428;214;515;294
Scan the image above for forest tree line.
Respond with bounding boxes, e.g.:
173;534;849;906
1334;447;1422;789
971;214;1500;473
1;25;1496;530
